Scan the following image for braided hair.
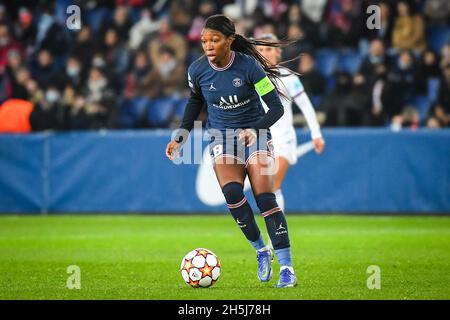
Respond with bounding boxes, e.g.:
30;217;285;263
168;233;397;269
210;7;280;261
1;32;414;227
204;14;297;99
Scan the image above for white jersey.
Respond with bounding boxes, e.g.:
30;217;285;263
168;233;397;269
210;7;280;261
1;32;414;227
260;68;322;164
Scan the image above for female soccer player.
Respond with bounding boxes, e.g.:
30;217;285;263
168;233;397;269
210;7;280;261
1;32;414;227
255;34;325;213
166;15;296;288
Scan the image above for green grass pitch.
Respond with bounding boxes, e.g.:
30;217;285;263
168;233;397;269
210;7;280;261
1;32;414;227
0;214;449;300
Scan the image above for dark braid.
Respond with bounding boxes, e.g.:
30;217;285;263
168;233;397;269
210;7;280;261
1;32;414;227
204;14;297;99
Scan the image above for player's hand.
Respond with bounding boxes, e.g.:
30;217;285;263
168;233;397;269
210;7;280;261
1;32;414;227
166;140;182;160
239;129;257;147
313;137;325;154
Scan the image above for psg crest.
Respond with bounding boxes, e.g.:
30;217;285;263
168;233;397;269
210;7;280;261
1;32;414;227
232;78;242;87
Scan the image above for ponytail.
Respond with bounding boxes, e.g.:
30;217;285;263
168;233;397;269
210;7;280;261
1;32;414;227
205;14;298;99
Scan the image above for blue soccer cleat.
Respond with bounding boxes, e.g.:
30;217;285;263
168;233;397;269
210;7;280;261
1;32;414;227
256;249;273;282
276;268;297;288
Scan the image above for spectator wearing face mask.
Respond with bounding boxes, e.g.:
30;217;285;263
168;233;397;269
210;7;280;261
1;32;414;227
29;85;62;131
141;45;186;127
80;66;117;129
148;16;187;70
54;55;85;92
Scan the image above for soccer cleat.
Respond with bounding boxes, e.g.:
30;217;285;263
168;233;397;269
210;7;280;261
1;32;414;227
275;268;297;288
256;249;273;282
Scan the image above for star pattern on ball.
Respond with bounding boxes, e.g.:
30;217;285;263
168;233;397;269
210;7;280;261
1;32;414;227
183;259;193;272
197;249;210;258
200;263;213;278
188;279;199;287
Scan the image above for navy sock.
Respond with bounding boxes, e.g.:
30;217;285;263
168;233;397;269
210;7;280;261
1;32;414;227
255;193;291;250
222;182;262;243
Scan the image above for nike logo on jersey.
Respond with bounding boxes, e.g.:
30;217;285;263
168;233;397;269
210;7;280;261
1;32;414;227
209;83;217;91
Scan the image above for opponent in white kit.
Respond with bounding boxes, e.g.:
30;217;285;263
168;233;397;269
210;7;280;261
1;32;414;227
256;34;325;212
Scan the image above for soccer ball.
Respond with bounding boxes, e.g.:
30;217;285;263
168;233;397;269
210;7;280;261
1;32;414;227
180;248;221;288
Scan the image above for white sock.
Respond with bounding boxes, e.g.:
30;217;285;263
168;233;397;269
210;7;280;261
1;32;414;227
275;189;285;212
280;266;295;274
257;245;271;253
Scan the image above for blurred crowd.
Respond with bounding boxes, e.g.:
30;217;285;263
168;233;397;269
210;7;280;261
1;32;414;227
0;0;448;132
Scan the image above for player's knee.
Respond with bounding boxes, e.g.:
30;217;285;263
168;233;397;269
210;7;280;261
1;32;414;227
222;182;245;206
255;192;281;215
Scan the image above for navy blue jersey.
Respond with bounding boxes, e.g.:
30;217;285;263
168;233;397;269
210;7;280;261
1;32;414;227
188;51;274;130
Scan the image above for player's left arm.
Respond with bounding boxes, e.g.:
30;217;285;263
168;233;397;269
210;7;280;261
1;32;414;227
289;77;325;154
252;76;284;130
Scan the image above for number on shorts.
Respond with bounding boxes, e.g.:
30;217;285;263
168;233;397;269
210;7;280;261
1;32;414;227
213;144;223;157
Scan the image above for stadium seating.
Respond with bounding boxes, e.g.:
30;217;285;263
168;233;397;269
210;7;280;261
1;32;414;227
426;26;450;53
411;95;431;122
338;50;363;74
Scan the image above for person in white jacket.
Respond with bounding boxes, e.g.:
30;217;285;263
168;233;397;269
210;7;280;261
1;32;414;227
256;33;325;213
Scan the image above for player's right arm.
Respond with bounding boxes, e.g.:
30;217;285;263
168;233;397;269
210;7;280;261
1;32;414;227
166;68;204;160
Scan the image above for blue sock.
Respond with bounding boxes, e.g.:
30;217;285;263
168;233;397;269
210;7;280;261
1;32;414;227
250;234;266;251
275;247;292;267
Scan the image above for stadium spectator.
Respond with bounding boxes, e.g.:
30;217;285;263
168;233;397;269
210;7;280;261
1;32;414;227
440;44;450;70
46;55;83;94
382;50;418;121
143;45;186;127
169;0;195;35
281;24;314;70
427;62;450;127
30;49;58;90
392;1;427;53
321;71;353;126
120;50;152;128
325;0;363;48
35;2;67;56
391;105;421;130
359;38;391;86
29;84;62;131
97;28;130;89
424;0;450;25
297;52;326;96
0;24;23;76
416;49;441;94
286;4;320;47
81;66;117;129
187;0;217;43
370;62;389;126
14;7;37;57
9;65;30;100
25;78;43;106
148;16;187;69
128;8;160;51
70;26;95;70
367;1;394;47
99;5;132;44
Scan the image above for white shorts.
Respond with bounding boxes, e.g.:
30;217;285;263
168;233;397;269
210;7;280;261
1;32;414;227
271;129;298;165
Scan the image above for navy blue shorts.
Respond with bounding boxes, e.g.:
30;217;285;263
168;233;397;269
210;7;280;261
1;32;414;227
208;129;274;167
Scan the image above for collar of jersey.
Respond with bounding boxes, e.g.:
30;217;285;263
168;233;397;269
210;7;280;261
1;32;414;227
208;51;235;71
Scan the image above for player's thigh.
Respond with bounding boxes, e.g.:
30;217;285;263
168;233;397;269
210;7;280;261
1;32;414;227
274;156;290;191
213;162;246;189
246;153;276;196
